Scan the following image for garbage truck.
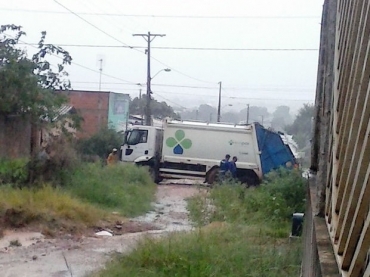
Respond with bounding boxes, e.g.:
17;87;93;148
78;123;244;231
120;119;297;185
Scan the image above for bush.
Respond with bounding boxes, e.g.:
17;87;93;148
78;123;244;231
28;136;79;186
77;127;124;159
0;158;29;186
66;163;156;217
188;168;306;227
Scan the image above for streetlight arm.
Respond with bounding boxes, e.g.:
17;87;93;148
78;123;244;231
151;68;171;80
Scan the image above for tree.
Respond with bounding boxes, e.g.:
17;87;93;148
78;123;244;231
0;24;72;121
285;104;314;149
129;96;179;119
271;105;293;131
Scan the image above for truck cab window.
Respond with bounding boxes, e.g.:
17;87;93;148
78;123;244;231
127;130;148;145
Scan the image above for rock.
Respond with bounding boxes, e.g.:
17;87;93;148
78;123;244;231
95;231;113;237
32;255;38;261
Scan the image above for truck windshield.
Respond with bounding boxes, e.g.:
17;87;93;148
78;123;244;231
126;129;148;145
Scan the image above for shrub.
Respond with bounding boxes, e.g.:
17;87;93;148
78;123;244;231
188;168;306;227
66;163;156;217
77;127;124;159
0;158;29;186
28;136;79;186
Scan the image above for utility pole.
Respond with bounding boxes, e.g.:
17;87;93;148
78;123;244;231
217;81;222;122
139;88;143;124
98;58;103;91
133;32;166;126
246;104;250;124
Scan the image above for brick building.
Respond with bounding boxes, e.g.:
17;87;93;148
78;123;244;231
60;90;130;139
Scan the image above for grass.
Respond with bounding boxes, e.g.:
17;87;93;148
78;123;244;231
96;225;302;277
0;161;157;235
0;185;107;231
9;239;22;247
94;169;306;277
65;163;156;217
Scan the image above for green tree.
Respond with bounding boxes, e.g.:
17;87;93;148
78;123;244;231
130;96;179;119
271;105;293;131
285;103;314;149
0;24;71;121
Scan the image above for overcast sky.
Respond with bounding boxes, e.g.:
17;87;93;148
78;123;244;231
1;0;323;113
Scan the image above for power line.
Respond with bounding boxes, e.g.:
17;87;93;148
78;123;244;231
51;1;218;84
73;85;314;102
17;42;318;51
53;0;135;49
71;81;314;91
4;33;137;84
0;8;321;19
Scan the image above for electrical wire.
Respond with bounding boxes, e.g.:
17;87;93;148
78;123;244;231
0;8;320;19
71;81;314;91
4;32;137;84
52;0;219;84
17;42;318;51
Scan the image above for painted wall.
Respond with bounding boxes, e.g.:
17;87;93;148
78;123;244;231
108;92;130;132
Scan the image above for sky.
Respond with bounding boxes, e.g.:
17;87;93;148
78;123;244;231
0;0;324;114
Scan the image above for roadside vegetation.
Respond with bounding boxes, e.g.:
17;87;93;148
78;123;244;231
95;168;306;277
66;163;156;217
0;156;156;234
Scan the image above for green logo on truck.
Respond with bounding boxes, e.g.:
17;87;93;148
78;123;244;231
166;130;192;154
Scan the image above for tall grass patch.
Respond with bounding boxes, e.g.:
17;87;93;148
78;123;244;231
96;224;302;277
66;163;156;217
188;168;306;228
95;169;305;277
0;185;106;229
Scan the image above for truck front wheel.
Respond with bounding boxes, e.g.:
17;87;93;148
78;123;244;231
147;166;159;184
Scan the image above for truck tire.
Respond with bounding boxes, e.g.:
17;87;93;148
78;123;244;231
207;168;219;186
148;167;160;184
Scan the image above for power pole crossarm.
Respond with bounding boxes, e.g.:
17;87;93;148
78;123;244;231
133;32;166;126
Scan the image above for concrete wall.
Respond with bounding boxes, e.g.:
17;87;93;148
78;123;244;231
0;115;32;159
60;90;110;139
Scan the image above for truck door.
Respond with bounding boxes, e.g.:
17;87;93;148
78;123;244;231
121;129;150;162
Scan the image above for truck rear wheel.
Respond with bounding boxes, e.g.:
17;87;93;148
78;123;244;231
207;168;219;186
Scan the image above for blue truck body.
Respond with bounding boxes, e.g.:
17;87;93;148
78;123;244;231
254;123;297;176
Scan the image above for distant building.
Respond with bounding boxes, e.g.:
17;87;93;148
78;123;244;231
59;90;130;138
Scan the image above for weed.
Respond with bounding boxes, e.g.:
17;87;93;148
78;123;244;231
95;169;305;277
66;163;156;217
95;225;302;277
188;169;306;227
9;239;22;247
0;158;29;186
0;185;106;230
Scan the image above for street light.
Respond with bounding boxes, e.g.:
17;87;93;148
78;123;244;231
145;68;171;126
151;68;171;83
220;104;233;121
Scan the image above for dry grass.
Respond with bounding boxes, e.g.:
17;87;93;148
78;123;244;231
0;185;107;232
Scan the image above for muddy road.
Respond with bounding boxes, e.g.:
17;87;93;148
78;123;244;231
0;184;201;277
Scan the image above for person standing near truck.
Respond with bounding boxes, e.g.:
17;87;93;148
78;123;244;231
219;154;231;179
229;156;238;178
107;148;118;165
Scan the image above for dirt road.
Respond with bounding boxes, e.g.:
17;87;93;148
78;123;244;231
0;184;201;277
